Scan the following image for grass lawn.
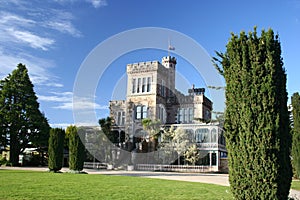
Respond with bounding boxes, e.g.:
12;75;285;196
0;170;232;200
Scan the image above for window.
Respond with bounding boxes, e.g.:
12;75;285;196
158;104;166;123
142;106;147;119
142;77;146;92
117;112;121;125
184;108;188;123
121;111;125;125
205;109;211;120
147;77;151;92
188;108;193;123
136;105;147;119
132;78;136;93
133;77;151;94
211;128;217;143
117;111;125;125
160;107;164;122
137;78;141;93
136;106;142;119
177;108;193;123
212;153;217;166
177;108;183;123
195;128;209;143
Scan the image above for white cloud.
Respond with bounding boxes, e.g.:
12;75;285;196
46;20;81;37
38;92;108;111
42;9;82;37
86;0;107;8
38;92;73;102
0;8;82;50
0;11;35;26
0;49;62;87
54;0;107;8
56;100;108;111
0;12;55;51
43;83;64;88
7;28;55;51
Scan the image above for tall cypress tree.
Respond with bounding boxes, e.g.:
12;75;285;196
0;64;50;166
48;128;65;172
291;93;300;178
214;28;292;199
67;125;85;171
0;80;6;148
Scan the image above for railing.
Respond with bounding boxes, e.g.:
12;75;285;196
136;164;218;172
83;162;107;169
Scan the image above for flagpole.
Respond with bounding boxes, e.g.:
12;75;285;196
168;38;175;56
168;38;170;57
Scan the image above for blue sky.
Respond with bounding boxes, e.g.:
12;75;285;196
0;0;299;128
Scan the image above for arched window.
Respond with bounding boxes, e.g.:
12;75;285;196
195;128;209;143
211;128;217;143
158;104;166;123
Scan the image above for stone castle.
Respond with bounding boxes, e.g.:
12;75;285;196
110;56;212;140
108;56;227;171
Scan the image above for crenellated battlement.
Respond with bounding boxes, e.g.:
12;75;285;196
162;56;177;63
162;56;176;68
127;61;160;74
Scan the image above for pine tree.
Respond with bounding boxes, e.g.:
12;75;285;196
0;64;50;166
291;93;300;178
67;125;85;171
48;128;65;172
214;28;292;199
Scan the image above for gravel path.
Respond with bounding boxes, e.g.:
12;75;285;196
1;166;299;199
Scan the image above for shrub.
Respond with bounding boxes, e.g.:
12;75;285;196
48;128;65;172
67;126;85;171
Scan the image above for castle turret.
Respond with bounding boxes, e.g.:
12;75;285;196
162;56;177;69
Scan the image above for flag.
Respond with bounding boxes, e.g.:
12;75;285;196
168;45;175;50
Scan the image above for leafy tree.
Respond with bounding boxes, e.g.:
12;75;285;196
142;118;161;138
184;144;199;165
67;125;85;171
0;64;50;166
161;127;194;165
48;128;65;172
213;28;292;199
98;117;118;143
291;93;300;178
172;128;194;165
142;118;161;152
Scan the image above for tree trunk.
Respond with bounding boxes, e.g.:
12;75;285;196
9;132;20;166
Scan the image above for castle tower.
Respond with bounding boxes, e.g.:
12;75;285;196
161;56;176;99
162;56;177;69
